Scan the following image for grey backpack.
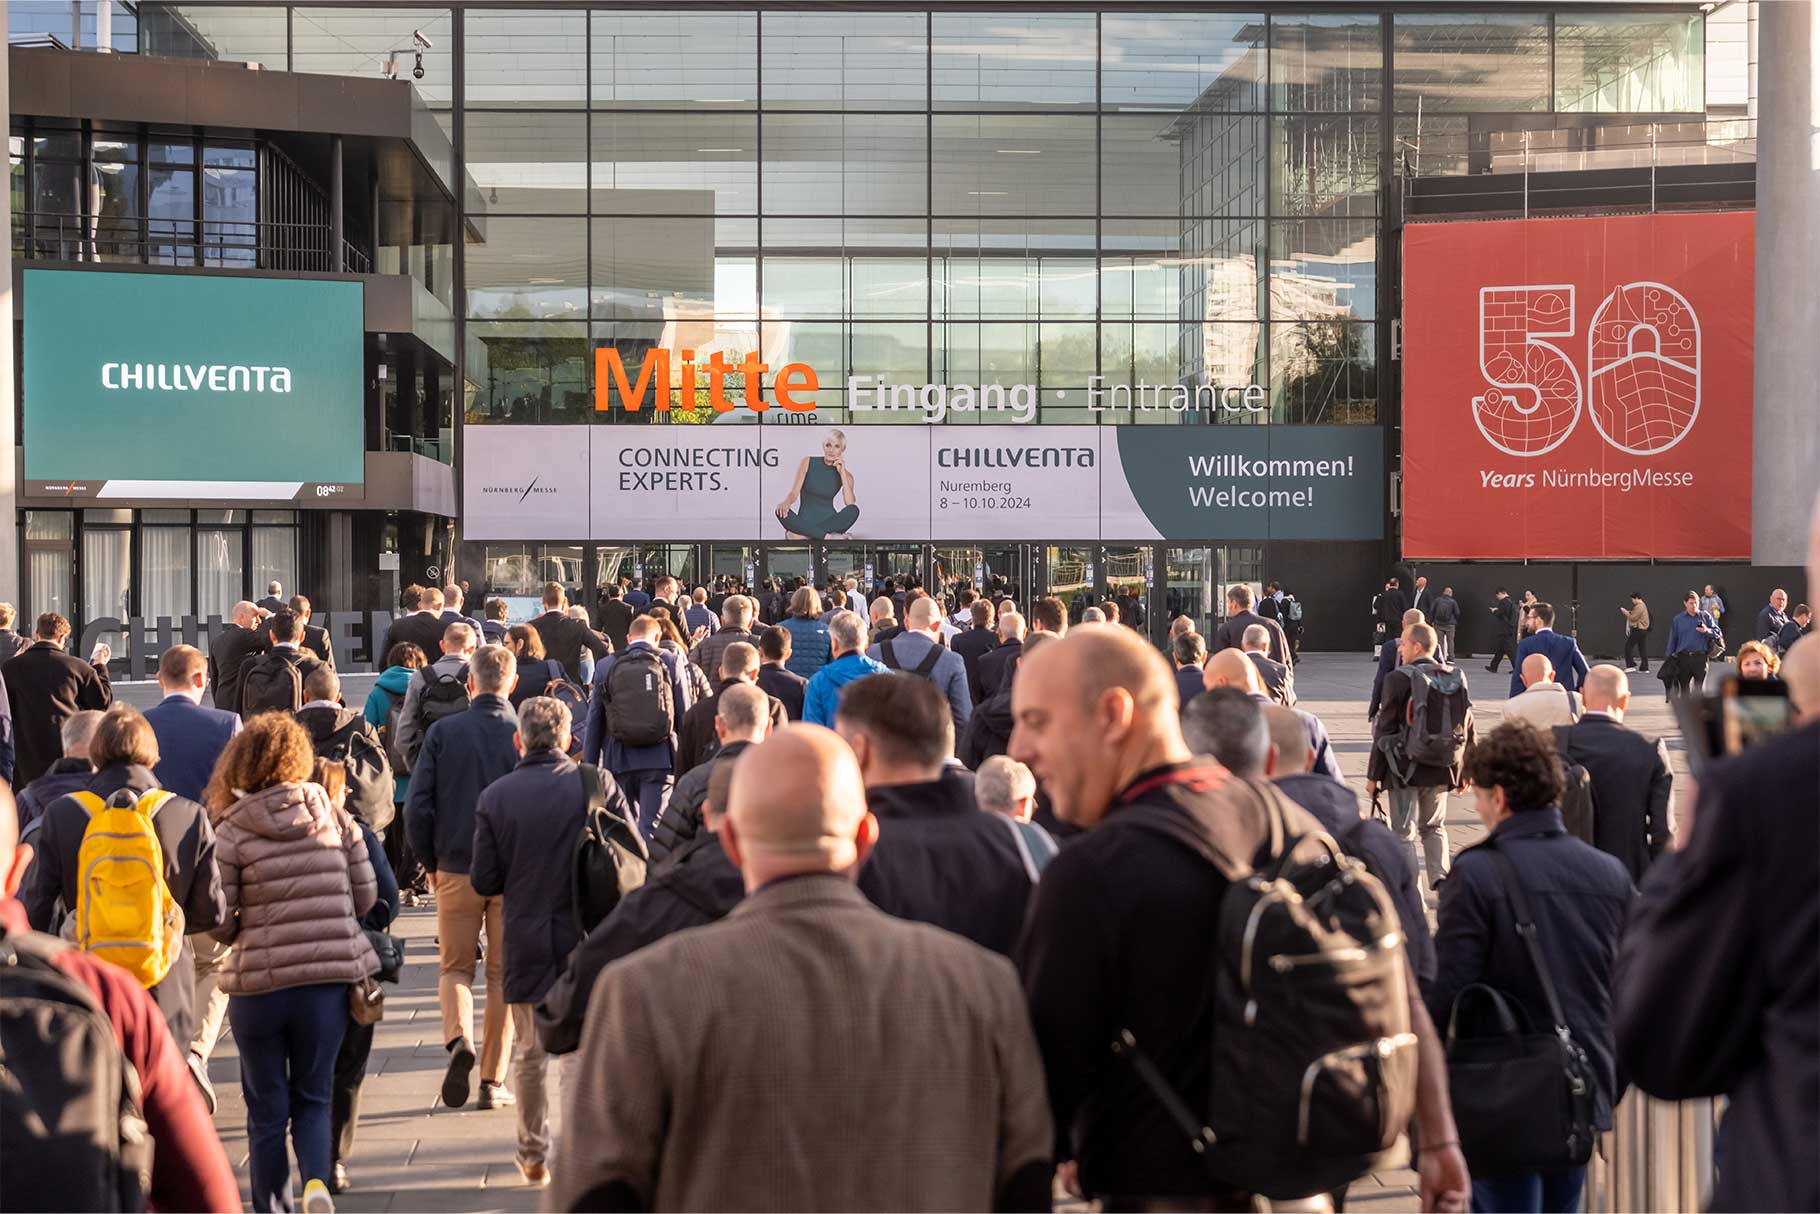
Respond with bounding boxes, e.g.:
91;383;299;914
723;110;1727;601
1382;663;1470;780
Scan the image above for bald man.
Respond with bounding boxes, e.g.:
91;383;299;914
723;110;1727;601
1012;630;1466;1208
205;600;270;717
868;596;973;730
1554;664;1673;881
552;726;1052;1212
1203;648;1345;781
1369;607;1428;719
1502;651;1583;730
0;784;241;1212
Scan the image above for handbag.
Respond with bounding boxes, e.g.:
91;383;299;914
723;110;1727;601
365;929;406;984
349;975;385;1026
1443;843;1597;1176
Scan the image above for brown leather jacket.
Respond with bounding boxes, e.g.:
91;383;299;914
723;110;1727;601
211;781;378;995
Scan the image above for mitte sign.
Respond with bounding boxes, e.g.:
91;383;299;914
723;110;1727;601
1401;212;1753;560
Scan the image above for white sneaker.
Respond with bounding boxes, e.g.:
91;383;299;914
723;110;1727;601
302;1179;335;1213
516;1157;550;1188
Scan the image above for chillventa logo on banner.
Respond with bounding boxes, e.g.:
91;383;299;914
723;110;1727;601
101;362;295;392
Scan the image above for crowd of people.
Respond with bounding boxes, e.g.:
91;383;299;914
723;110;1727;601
0;542;1815;1214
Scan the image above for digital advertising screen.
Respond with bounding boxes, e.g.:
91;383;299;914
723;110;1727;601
22;269;365;500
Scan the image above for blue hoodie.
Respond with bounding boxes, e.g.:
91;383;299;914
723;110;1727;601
364;664;417;802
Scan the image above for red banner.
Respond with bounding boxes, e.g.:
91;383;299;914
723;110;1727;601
1402;212;1753;560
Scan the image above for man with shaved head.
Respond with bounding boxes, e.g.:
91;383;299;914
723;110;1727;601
1013;629;1466;1208
868;595;973;730
552;726;1053;1211
1369;607;1427;719
1202;647;1345;781
1554;664;1673;881
0;783;240;1211
206;600;270;716
1502;650;1583;730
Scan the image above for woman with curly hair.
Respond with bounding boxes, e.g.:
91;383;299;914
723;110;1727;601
206;714;379;1214
1735;639;1782;682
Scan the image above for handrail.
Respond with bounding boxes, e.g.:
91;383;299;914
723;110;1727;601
1396;118;1756;181
1583;1091;1722;1212
12;210;373;274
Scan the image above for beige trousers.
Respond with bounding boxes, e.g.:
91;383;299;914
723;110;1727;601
433;870;513;1084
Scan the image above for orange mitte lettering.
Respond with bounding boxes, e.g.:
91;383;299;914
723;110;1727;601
739;350;770;411
596;348;670;412
776;362;819;412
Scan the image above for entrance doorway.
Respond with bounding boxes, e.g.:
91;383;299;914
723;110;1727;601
1042;545;1095;623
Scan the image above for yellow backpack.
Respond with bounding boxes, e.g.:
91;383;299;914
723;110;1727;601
71;790;185;988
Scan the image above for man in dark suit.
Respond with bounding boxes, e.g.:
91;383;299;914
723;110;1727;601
259;594;336;669
438;585;487;645
1486;587;1520;673
1613;638;1818;1213
755;626;808;721
1511;601;1589;697
1409;574;1431;619
1553;664;1673;882
1756;588;1791;646
951;600;1001;707
383;586;455;667
256;580;286;616
1378;577;1409;635
1171;631;1207;709
207;600;269;717
143;644;241;803
643;576;681;620
1212;584;1290;666
974;611;1026;701
0;612;113;785
622;578;651;612
596;583;638;655
1370;608;1427;719
530;583;610;684
1238;624;1295;706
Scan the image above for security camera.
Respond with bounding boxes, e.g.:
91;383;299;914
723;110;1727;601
412;52;425;80
413;29;433;50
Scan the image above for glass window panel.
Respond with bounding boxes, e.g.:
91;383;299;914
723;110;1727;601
1101;221;1185;320
1270;218;1376;324
465;112;585;214
1273;116;1379;218
1038;323;1097;386
142;509;190;523
149;163;197;265
933;115;1096;217
592;216;731;320
1271;14;1383;112
761;115;927;216
137;5;286;66
934;220;1096;320
1270;319;1377;424
1105;113;1266;218
762;218;929;321
251;511;296;524
292;9;455;108
933;13;1097;110
1393;14;1549;113
143;526;192;620
196;510;243;525
25;511;75;541
465;322;590;424
250;527;298;600
1102;13;1265;112
1555;12;1704;113
466;10;586;108
1100;323;1185;389
202;154;257;268
1189;322;1270;399
198;528;244;617
465;218;587;319
936;322;1037;386
852;323;930;385
1392;115;1474;178
761;12;927;110
590;113;756;216
27;546;73;623
82;529;131;650
591;12;757;109
93;157;141;262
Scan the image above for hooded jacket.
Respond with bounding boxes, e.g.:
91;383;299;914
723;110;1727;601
211;780;379;995
363;664;417;801
296;703;395;833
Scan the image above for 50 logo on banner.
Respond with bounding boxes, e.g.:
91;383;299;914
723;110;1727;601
1474;281;1701;458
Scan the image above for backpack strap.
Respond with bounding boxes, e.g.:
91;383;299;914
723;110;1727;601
911;643;944;678
1479;841;1574;1038
577;764;612;815
135;790;175;820
878;642;901;671
68;791;105;819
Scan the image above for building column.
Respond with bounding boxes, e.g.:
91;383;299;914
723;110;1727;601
1752;0;1820;566
0;34;18;605
331;133;345;272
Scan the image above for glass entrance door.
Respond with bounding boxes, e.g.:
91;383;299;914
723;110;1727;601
705;545;758;592
1102;545;1153;638
1042;545;1094;624
763;546;814;594
1164;547;1219;637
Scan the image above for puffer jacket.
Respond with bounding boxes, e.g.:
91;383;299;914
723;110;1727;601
212;781;379;995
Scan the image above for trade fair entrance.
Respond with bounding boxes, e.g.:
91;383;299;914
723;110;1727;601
476;540;1267;645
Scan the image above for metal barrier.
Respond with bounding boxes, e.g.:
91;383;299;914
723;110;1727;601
12;211;372;274
1583;1092;1722;1212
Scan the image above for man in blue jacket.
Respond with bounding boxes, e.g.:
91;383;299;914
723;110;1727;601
472;695;630;1188
143;645;241;803
804;611;888;727
583;615;694;838
1511;601;1589;698
867;597;972;731
405;644;521;1113
1661;590;1721;698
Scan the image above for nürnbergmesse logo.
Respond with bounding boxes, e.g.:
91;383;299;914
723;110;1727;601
480;477;560;502
1473;280;1702;459
101;362;295;392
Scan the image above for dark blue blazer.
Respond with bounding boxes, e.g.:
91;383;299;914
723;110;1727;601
143;694;241;802
1512;629;1589;697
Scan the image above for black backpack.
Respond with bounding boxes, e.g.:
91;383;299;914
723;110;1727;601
0;928;153;1211
606;648;674;747
240;652;305;717
315;716;396;836
878;638;945;678
1114;771;1417;1200
1378;662;1471;782
1552;726;1598;846
571;764;649;935
543;676;589;758
414;665;471;739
